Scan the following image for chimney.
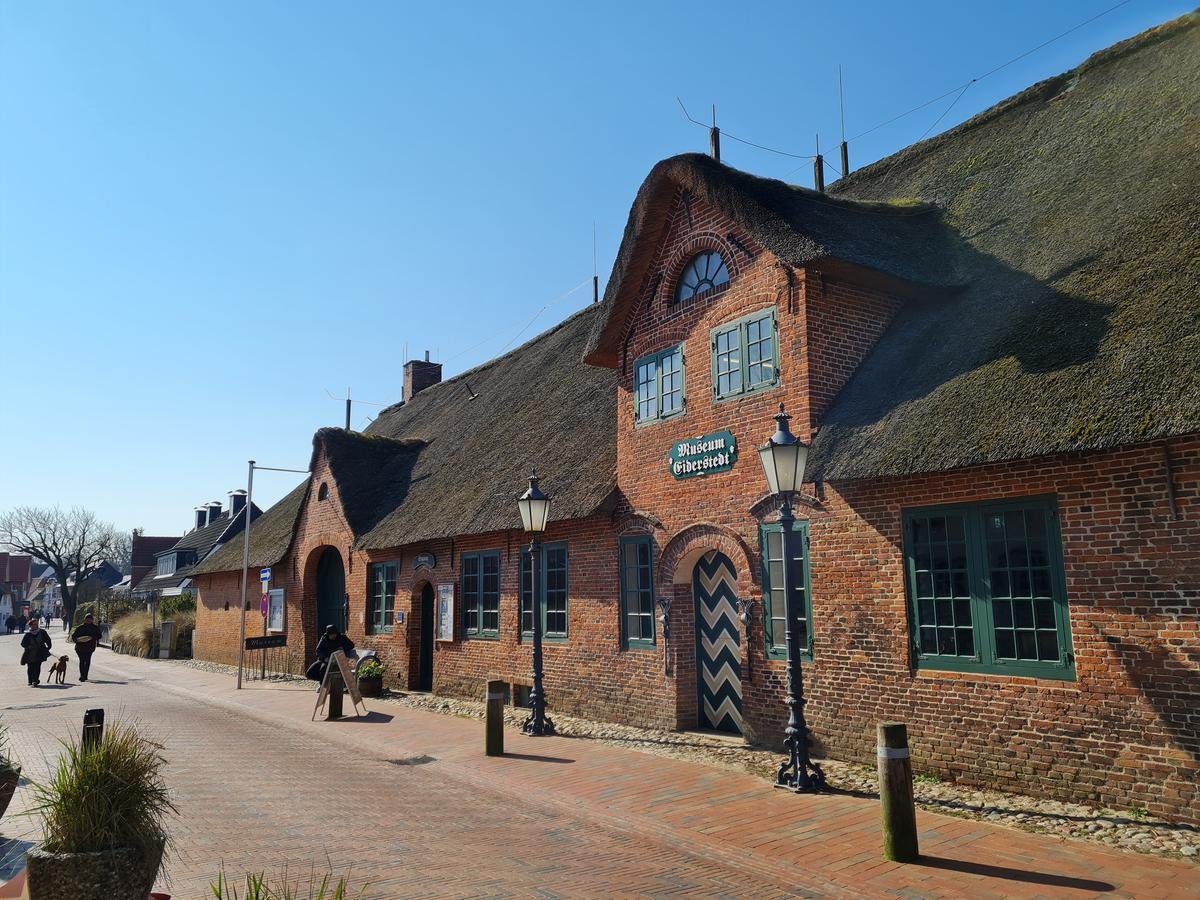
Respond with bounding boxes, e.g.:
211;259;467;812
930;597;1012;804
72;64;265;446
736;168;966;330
205;500;223;526
194;506;207;531
228;489;247;519
403;351;442;403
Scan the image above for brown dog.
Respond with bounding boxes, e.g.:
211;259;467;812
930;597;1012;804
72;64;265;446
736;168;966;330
48;655;69;684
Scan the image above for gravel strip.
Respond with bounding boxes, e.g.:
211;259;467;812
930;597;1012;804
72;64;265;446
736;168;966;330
164;659;1199;861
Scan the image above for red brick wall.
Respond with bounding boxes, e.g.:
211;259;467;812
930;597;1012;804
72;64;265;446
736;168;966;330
794;438;1200;823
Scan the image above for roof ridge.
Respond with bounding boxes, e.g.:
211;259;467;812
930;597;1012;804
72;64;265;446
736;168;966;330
831;10;1198;194
376;303;602;416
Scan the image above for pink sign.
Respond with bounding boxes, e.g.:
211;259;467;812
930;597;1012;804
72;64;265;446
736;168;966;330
260;593;269;617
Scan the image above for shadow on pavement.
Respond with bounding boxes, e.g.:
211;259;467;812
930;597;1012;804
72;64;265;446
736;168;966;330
502;753;574;764
333;711;395;724
917;856;1115;891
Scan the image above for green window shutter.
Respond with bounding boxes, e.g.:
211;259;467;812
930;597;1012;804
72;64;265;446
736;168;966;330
759;521;811;660
368;562;397;635
461;551;501;640
711;308;779;401
619;536;656;649
903;497;1075;679
633;345;685;424
521;543;569;641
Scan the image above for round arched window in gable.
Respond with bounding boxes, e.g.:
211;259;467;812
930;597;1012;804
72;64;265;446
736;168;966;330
318;483;329;501
674;250;730;303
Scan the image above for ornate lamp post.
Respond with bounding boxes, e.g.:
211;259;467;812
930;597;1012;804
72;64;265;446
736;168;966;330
518;472;555;736
758;404;826;792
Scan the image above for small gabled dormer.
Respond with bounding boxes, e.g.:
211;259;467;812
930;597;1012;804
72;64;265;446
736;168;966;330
586;154;960;444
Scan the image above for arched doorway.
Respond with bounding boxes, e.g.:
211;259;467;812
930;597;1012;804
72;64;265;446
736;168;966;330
415;582;434;691
315;547;346;636
693;550;742;734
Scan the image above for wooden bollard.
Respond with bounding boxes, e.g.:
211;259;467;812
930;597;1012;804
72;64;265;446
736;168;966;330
327;666;344;720
485;679;505;757
877;722;919;862
82;708;105;751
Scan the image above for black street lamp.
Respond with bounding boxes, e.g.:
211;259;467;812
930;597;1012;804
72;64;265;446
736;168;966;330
518;472;555;737
758;404;826;792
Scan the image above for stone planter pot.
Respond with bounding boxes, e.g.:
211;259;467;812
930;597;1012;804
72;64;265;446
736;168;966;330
0;766;20;821
357;675;383;697
26;836;165;900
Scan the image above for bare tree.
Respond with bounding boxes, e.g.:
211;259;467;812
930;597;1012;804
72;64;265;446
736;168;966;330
1;506;121;626
109;528;139;576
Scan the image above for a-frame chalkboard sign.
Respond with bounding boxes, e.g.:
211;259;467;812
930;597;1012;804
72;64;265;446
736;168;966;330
311;649;366;720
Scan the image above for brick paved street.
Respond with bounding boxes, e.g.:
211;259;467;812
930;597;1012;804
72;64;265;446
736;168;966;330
1;633;1196;898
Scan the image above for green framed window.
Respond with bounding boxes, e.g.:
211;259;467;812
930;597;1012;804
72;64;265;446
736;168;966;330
634;345;685;424
461;550;501;639
711;309;779;400
619;536;656;649
759;521;812;660
521;542;568;640
367;561;398;635
903;497;1075;679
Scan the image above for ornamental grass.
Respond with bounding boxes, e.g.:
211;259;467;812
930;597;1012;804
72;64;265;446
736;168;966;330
31;719;176;856
210;866;366;899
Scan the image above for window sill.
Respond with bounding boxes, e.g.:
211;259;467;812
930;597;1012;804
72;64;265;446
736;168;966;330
914;665;1078;687
521;633;568;644
464;633;500;642
713;381;782;406
625;641;657;651
633;410;687;430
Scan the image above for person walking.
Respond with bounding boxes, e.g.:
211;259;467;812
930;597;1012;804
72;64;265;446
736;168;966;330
70;612;102;682
20;618;52;687
3;615;14;634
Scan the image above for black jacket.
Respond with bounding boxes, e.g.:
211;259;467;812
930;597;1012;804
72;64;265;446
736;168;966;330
20;629;52;665
315;633;355;662
70;622;102;654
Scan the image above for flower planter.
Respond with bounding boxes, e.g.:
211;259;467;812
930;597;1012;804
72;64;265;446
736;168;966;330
0;767;20;821
357;675;383;697
25;836;165;900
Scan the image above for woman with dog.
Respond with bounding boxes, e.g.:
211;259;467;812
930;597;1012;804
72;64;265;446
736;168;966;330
19;617;52;687
70;612;102;682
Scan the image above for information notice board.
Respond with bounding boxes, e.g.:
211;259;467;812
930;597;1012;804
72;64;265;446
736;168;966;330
436;583;455;642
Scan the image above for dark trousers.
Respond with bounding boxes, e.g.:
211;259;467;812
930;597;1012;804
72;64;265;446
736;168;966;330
78;651;93;681
26;661;42;685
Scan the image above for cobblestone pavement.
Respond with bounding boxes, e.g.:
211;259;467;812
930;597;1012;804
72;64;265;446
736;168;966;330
1;637;1197;898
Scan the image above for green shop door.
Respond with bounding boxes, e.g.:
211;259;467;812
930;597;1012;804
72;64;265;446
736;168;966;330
316;547;346;636
693;550;743;734
416;583;434;691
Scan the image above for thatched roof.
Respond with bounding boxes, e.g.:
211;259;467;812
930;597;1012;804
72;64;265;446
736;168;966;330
806;12;1200;480
356;305;616;549
191;480;309;576
591;13;1199;479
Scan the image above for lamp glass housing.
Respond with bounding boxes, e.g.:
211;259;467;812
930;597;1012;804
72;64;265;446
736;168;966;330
758;406;808;495
518;475;551;534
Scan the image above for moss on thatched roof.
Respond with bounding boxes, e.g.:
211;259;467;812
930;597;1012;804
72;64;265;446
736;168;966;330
190;306;614;572
191;479;309;576
357;304;615;549
805;11;1200;480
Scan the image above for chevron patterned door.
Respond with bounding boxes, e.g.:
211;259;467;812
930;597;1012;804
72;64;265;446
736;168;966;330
693;550;743;733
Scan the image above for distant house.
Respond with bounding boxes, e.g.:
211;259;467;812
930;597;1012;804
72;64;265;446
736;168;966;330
0;553;33;619
132;490;260;601
131;532;182;589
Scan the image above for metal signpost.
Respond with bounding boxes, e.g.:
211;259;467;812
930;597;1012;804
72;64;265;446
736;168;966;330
236;461;309;690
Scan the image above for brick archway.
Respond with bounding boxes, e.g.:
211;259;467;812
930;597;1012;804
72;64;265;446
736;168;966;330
657;522;759;594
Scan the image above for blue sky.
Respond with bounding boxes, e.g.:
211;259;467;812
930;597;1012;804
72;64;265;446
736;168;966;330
0;0;1187;536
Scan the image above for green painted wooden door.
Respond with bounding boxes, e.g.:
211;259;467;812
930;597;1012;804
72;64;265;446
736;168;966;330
694;551;743;733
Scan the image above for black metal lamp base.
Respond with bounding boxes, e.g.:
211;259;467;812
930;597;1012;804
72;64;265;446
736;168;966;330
521;714;556;737
774;763;828;793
